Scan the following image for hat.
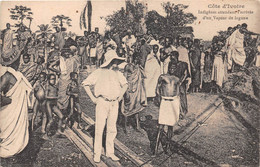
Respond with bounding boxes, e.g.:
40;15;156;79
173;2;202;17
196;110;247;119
100;50;125;68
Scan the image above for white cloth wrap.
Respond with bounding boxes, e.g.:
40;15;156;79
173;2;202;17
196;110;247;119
159;96;180;126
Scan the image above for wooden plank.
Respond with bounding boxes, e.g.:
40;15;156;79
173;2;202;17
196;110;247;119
82;113;153;167
71;124;122;167
64;128;108;167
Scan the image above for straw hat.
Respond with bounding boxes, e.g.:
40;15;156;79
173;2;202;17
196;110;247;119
100;50;125;68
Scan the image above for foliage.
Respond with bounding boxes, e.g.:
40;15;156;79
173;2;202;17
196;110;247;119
104;0;145;36
9;5;33;28
145;10;166;36
64;31;76;38
145;2;197;37
105;1;196;38
104;8;130;36
162;2;197;27
35;24;52;40
51;15;72;30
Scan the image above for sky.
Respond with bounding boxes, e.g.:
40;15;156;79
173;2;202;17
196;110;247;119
0;0;259;41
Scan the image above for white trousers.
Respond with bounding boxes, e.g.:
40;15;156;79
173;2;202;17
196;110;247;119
94;98;119;157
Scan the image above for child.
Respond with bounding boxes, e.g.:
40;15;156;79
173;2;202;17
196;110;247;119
31;56;45;85
154;62;180;155
31;72;47;135
66;72;82;129
45;73;65;136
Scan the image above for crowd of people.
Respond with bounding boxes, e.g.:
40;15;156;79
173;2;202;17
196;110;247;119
0;21;259;162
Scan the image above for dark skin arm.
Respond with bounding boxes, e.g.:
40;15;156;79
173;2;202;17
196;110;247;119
0;72;17;107
48;59;61;75
179;70;189;86
160;51;169;62
66;83;78;97
154;76;163;106
156;76;162;96
188;51;196;71
179;63;190;86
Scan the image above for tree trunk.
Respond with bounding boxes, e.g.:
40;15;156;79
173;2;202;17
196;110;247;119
44;40;47;70
140;0;148;34
29;19;32;30
60;18;63;30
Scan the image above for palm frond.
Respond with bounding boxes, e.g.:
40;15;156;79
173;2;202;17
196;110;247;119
87;0;92;32
81;3;88;29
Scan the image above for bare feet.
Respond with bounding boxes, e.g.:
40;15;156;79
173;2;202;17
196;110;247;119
54;131;66;138
46;120;53;131
41;130;46;134
42;134;50;140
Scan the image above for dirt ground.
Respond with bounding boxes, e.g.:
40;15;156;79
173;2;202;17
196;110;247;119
79;70;259;167
1;69;259;167
0;119;92;167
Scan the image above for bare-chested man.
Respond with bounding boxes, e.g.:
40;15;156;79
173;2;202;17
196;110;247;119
154;63;180;155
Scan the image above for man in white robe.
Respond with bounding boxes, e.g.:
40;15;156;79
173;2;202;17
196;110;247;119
145;45;161;98
226;23;259;71
0;63;32;158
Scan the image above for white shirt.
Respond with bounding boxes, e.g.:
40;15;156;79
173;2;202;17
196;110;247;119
82;68;128;101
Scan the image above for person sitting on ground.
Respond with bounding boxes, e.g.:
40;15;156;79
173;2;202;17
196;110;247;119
154;63;180;155
45;73;65;138
31;72;48;136
66;72;82;129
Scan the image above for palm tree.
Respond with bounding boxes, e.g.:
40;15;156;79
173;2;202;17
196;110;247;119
9;5;33;30
51;15;72;30
35;24;53;64
80;0;92;32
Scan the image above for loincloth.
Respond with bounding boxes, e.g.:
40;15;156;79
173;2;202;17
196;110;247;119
159;96;180;126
